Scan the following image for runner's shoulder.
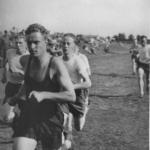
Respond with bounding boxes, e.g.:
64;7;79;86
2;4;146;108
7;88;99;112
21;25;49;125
79;53;89;61
6;48;16;55
20;54;30;67
52;56;63;63
79;52;87;58
75;54;85;64
51;56;64;69
51;56;69;76
74;54;87;71
146;44;150;49
6;48;17;59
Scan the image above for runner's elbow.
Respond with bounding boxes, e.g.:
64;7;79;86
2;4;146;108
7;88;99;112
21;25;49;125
87;80;92;88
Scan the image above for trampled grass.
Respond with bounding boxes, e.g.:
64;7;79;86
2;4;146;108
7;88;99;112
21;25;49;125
0;42;148;150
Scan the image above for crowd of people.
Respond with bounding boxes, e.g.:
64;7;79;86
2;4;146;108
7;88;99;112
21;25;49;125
0;24;92;150
0;23;149;150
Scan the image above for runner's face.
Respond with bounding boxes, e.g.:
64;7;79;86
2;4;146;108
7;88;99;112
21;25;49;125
49;40;60;51
63;36;75;57
141;37;147;47
27;32;47;57
16;38;27;55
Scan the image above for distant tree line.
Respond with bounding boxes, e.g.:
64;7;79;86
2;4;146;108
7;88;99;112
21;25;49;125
113;33;149;43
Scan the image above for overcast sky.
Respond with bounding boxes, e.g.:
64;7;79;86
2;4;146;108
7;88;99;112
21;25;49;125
0;0;149;37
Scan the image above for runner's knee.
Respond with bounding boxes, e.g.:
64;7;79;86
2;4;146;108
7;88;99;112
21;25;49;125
138;68;144;78
13;137;37;150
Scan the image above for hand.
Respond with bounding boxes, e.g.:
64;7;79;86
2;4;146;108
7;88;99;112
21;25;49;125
29;91;44;103
3;105;15;123
5;111;15;122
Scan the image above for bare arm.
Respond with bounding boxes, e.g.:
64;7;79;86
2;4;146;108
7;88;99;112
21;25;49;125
74;59;92;90
74;70;91;90
30;57;76;103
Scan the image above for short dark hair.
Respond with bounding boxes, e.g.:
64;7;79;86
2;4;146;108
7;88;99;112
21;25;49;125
25;23;49;39
15;32;26;41
64;33;77;44
64;33;76;39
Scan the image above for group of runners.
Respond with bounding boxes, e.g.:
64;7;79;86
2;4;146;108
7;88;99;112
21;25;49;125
0;23;149;150
1;23;91;150
130;36;150;98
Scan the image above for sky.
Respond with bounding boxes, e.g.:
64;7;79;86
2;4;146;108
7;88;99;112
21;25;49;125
0;0;149;37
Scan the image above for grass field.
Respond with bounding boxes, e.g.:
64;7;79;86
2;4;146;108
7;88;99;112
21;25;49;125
0;42;149;150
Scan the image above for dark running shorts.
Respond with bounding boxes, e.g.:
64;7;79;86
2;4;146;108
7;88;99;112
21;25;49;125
131;51;138;60
3;82;22;104
12;100;64;149
69;89;88;117
137;61;149;74
131;54;138;60
104;47;109;52
13;119;62;149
